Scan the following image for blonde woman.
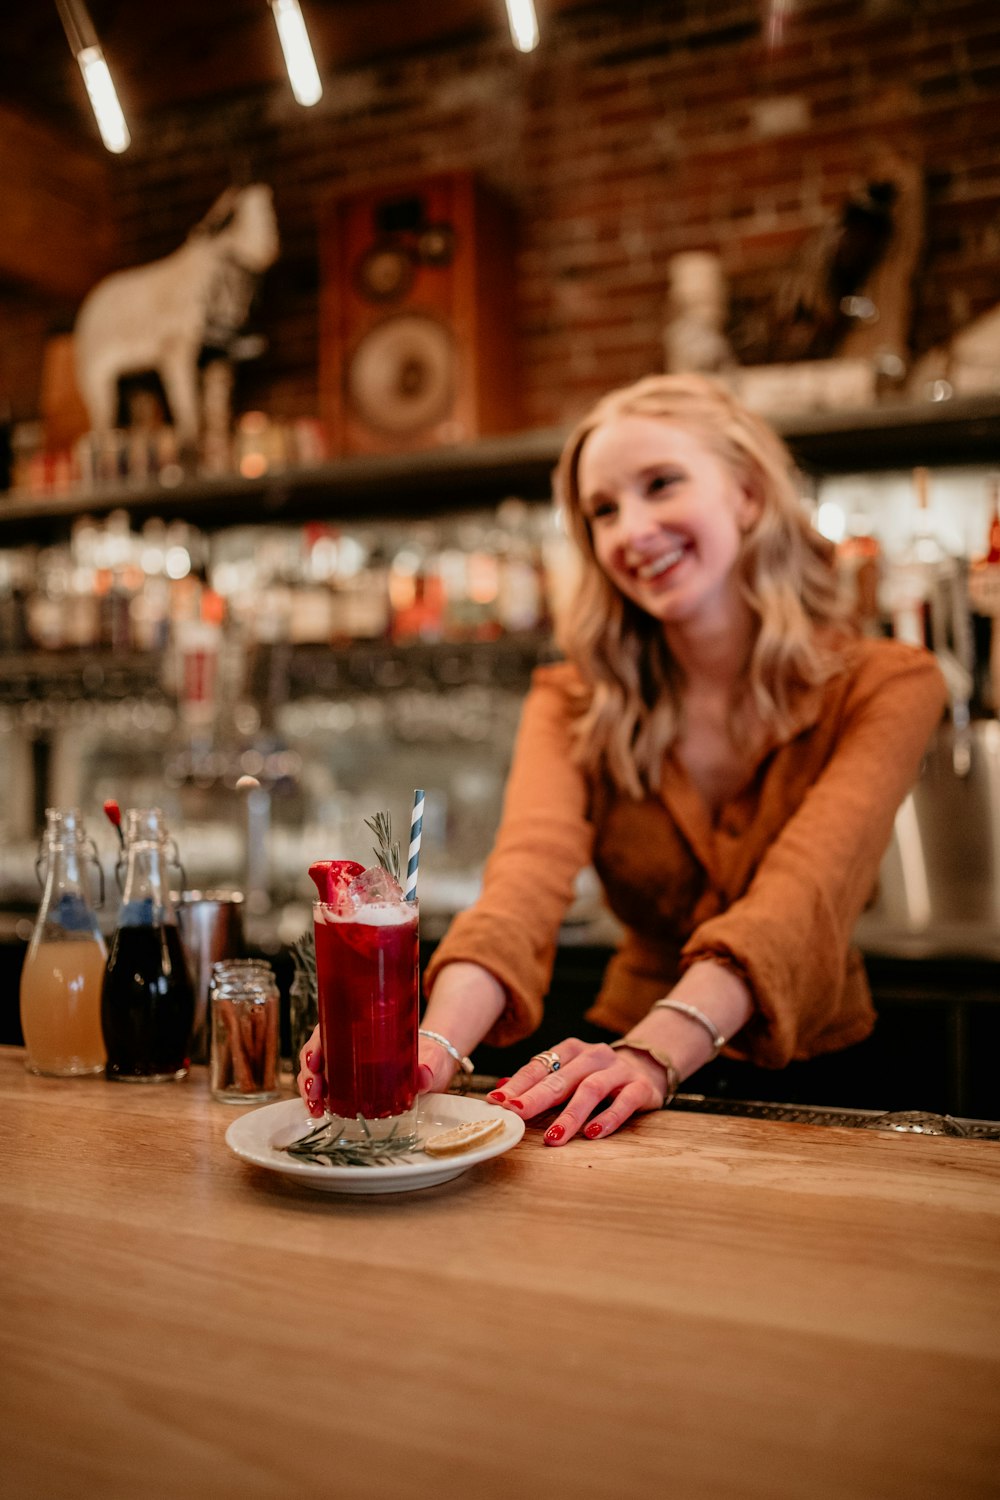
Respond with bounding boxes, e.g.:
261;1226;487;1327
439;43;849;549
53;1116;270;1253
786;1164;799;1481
299;375;946;1142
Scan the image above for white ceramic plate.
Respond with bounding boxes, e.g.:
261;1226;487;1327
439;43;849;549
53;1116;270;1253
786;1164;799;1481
225;1094;524;1195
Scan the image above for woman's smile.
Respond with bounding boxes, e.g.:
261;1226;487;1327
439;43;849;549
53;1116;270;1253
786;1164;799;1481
629;541;690;583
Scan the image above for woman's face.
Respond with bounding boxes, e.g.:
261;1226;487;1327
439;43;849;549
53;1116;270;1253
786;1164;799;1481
576;413;759;630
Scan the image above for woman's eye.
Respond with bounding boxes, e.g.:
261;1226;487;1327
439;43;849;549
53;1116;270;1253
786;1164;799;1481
589;500;617;521
647;472;680;496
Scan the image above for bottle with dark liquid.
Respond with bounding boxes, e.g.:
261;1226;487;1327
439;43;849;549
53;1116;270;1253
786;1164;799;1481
101;808;195;1082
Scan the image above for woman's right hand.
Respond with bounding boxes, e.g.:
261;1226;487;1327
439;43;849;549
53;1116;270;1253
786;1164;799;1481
296;1023;461;1113
296;1025;327;1118
416;1034;462;1094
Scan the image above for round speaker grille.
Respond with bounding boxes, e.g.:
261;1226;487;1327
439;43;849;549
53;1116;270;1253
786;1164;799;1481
346;314;455;436
354;242;415;303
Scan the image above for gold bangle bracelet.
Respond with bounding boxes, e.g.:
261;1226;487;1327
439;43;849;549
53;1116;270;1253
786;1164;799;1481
610;1038;679;1106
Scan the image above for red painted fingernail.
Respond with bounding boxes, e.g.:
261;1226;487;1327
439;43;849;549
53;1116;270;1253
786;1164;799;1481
307;1099;324;1116
508;1098;524;1110
584;1121;602;1139
305;1051;316;1071
496;1077;511;1087
304;1074;321;1098
487;1090;506;1103
544;1124;565;1144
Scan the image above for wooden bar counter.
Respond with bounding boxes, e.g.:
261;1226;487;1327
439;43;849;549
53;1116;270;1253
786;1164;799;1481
1;1045;998;1500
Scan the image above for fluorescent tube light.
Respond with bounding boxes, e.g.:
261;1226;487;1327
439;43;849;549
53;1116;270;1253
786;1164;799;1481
55;0;130;153
77;44;130;153
270;0;323;107
505;0;540;53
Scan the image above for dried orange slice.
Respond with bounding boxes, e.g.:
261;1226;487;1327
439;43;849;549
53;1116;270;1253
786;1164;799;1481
423;1117;505;1156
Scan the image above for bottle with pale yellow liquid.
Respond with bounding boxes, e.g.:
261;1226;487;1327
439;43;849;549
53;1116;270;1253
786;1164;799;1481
19;808;107;1077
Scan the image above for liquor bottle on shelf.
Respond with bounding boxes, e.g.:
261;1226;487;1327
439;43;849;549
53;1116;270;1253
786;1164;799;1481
835;521;882;638
496;500;545;635
334;535;391;643
389;530;445;643
882;467;948;649
968;477;1000;713
0;548;32;652
985;478;1000;565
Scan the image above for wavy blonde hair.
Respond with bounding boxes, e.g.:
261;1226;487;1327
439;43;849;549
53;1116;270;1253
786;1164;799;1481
555;373;850;798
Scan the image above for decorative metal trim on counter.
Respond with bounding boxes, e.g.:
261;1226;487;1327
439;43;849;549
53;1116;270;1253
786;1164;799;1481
671;1093;1000;1140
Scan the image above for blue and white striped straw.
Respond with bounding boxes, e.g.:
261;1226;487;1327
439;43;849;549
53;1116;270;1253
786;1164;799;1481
404;788;424;903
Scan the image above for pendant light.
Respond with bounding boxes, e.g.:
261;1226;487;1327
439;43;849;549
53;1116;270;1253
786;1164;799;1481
269;0;323;107
55;0;130;154
505;0;540;53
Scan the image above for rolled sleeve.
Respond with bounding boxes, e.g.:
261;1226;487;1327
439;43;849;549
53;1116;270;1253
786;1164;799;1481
680;645;947;1066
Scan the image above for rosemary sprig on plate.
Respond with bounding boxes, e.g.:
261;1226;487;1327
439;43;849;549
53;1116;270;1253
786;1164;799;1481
364;809;401;882
279;1112;417;1168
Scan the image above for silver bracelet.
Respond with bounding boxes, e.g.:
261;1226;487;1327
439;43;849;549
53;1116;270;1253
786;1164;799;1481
651;998;726;1054
418;1028;475;1074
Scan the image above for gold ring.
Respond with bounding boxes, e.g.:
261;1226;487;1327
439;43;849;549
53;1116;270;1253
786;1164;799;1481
532;1049;561;1073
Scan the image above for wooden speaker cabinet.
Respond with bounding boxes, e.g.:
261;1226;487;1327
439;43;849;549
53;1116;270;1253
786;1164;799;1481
319;173;519;456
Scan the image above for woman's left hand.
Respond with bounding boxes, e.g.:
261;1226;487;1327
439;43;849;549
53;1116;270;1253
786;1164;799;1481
486;1037;669;1145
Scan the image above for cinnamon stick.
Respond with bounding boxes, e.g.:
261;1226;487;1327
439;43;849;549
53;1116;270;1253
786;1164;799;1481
262;999;279;1092
221;997;255;1092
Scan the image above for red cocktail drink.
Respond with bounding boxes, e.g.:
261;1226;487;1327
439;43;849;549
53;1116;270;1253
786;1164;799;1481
314;898;419;1146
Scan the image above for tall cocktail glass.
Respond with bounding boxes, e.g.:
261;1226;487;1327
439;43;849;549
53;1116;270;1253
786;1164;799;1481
313;896;419;1148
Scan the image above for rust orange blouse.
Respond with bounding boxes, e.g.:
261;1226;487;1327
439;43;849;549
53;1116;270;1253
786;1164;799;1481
424;636;947;1069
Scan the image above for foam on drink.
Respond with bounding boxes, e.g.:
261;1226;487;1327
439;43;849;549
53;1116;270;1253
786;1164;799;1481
324;901;415;926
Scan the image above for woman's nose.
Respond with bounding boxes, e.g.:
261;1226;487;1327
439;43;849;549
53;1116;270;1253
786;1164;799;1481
617;498;659;553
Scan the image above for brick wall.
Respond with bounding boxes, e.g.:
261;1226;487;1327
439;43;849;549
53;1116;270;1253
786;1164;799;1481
99;0;1000;432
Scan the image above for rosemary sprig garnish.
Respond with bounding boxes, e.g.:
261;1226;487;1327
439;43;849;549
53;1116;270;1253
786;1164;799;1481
290;928;317;999
280;1113;417;1168
363;809;401;882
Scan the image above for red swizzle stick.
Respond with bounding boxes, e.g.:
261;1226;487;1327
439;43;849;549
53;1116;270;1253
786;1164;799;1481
103;799;125;847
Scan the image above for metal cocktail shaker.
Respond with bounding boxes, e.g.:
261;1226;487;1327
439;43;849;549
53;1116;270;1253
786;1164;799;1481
176;890;246;1063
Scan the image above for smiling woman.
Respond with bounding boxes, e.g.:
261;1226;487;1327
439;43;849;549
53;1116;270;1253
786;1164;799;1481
298;373;948;1148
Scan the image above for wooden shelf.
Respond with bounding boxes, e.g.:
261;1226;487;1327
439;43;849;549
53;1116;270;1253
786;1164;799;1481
0;427;566;541
779;392;1000;472
1;395;998;541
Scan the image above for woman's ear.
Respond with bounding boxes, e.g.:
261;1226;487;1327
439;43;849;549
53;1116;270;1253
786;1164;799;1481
737;484;762;533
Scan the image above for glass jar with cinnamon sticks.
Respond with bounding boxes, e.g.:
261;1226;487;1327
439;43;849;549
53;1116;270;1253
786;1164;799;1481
209;959;281;1104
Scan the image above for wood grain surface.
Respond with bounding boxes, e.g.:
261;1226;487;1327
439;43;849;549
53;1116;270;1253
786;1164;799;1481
1;1046;998;1500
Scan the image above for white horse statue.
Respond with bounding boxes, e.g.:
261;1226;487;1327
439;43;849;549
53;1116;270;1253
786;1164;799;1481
74;184;279;452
